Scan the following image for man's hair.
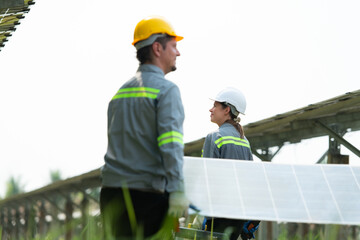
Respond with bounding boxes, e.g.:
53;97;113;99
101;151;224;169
136;35;174;64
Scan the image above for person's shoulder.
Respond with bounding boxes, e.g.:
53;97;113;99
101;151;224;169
219;123;239;136
137;65;181;98
158;78;178;89
220;122;233;129
121;76;138;88
205;128;222;141
155;80;180;99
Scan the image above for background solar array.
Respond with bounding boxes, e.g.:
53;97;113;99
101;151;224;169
184;157;360;225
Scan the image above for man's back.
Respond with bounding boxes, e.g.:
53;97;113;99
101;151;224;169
100;17;188;239
102;64;185;193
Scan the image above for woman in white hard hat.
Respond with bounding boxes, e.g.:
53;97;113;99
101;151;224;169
201;87;252;160
200;87;259;240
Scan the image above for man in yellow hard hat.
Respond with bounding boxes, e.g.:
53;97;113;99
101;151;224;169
100;16;188;239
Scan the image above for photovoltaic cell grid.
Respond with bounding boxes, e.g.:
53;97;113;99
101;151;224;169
183;157;360;225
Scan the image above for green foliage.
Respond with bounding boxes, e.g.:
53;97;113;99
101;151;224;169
275;224;359;240
49;170;62;183
5;175;25;197
122;185;137;235
1;216;358;240
88;187;100;200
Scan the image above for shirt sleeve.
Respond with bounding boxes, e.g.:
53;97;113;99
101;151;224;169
202;133;220;158
156;84;185;192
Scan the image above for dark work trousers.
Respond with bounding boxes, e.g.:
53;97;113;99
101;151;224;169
100;187;171;239
205;217;246;240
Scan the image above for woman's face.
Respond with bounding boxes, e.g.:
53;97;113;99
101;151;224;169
209;101;230;126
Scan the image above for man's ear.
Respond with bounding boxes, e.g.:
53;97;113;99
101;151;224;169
152;42;162;57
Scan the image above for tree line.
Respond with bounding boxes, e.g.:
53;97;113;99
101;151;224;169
0;170;63;199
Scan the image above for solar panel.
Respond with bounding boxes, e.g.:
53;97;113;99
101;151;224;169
183;156;360;225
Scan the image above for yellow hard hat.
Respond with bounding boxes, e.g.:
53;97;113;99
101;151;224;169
132;16;183;46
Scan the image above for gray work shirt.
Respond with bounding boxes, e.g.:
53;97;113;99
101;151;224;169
202;123;253;160
101;64;185;193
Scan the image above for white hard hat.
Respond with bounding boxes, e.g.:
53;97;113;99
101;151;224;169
211;87;247;115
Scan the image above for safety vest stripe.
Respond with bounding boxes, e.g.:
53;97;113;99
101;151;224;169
112;87;160;100
214;136;248;144
118;87;160;94
216;140;250;149
158;131;183;147
158;137;183;147
215;136;250;149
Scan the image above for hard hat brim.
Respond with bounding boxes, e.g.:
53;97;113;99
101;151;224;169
132;34;183;46
209;98;246;115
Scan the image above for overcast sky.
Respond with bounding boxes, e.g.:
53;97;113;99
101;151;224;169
1;0;359;196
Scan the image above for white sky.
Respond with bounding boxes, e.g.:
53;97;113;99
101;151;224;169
0;0;359;197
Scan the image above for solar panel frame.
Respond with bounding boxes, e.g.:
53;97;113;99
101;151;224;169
184;156;360;225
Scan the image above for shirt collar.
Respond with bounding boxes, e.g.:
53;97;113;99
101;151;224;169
138;64;165;76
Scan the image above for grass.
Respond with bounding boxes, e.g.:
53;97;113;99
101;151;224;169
1;188;358;240
0;218;358;240
276;224;359;240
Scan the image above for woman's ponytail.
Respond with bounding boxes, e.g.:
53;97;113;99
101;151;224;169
220;102;245;138
225;116;244;139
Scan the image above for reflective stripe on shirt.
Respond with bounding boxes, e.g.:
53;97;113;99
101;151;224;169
158;131;183;147
112;87;160;100
214;136;250;149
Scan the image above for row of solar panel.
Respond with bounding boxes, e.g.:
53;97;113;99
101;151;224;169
0;0;35;51
184;156;360;225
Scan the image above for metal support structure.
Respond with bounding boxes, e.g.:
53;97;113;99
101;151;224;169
252;150;266;161
76;187;100;204
65;198;73;240
315;120;360;158
316;150;328;164
28;205;37;239
328;124;342;155
15;208;20;240
0;209;4;239
0;169;101;239
176;227;228;239
81;197;89;240
42;195;65;213
9;208;15;239
252;145;283;162
0;208;8;240
23;205;29;240
38;201;46;237
59;191;81;209
317;129;348;164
